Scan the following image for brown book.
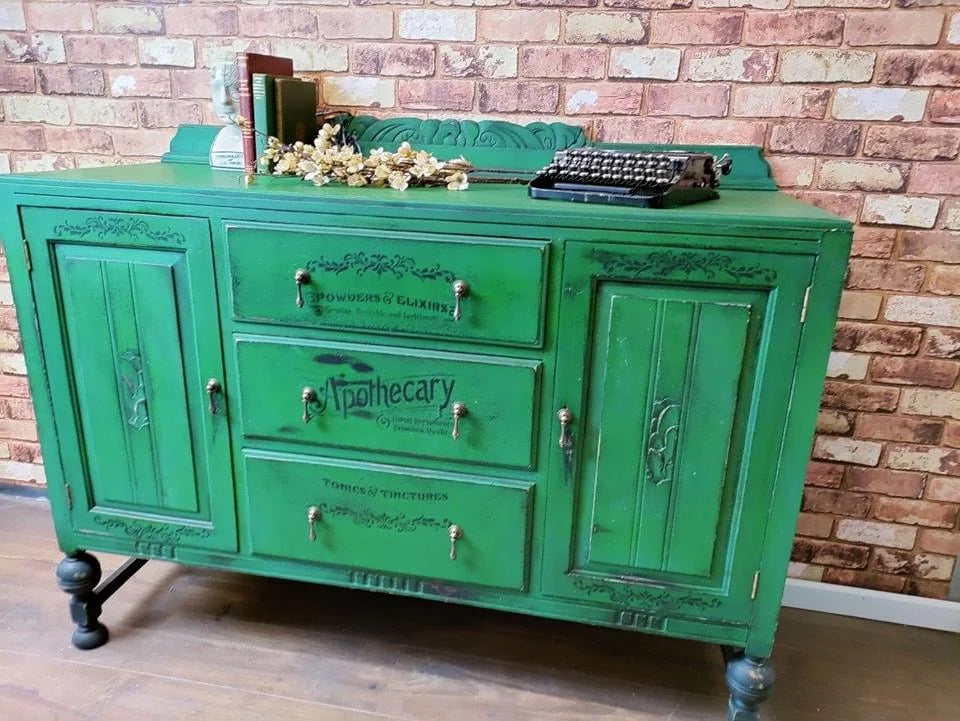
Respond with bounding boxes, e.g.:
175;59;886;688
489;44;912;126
274;77;318;146
236;53;294;174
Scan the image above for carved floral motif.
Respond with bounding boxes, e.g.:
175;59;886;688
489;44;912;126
118;351;149;431
646;397;680;487
347;116;588;151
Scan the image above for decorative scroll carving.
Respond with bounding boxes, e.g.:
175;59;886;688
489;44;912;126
646;397;680;486
134;541;175;559
54;217;186;245
93;516;211;544
614;610;667;631
347;116;588;152
306;253;456;282
318;503;453;534
118;350;149;430
349;571;425;593
573;578;723;612
590;250;777;284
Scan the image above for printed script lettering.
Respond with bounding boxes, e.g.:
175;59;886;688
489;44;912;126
322;477;448;502
316;374;456;418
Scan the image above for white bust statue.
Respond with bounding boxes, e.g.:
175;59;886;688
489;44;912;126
209;54;244;171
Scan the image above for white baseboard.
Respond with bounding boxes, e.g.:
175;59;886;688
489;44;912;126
782;578;960;633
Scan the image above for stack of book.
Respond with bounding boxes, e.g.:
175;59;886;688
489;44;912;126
236;52;318;174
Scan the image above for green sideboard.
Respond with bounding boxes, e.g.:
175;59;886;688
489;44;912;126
0;117;851;720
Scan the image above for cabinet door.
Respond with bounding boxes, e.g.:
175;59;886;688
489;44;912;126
23;209;236;553
542;241;813;624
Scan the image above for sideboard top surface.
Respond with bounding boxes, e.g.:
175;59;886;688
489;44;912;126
0;161;850;240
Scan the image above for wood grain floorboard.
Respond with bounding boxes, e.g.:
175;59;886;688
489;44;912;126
1;495;957;721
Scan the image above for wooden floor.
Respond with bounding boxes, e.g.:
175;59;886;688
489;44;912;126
1;494;957;721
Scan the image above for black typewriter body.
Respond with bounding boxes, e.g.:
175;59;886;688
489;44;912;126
529;148;732;208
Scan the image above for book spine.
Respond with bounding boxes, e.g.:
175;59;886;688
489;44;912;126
251;74;274;173
236;55;256;175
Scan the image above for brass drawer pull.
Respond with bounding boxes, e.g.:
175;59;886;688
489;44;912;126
206;378;222;416
558;407;573;451
307;505;321;541
452;279;469;321
302;387;318;423
294;268;310;308
451;402;467;440
448;524;463;560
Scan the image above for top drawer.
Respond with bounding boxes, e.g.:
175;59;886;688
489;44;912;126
225;223;549;347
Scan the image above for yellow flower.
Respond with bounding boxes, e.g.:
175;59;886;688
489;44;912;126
388;170;410;191
273;152;299;175
347;173;368;187
411;153;442;178
367;147;390;164
446;172;469;191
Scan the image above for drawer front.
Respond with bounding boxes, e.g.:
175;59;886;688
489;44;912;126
225;223;548;346
244;453;533;590
236;337;540;469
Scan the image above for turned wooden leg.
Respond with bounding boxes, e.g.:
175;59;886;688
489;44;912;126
724;651;775;721
56;551;109;650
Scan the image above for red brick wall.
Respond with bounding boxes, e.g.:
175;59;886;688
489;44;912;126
1;1;958;599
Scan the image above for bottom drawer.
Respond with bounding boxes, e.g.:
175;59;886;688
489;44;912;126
244;452;534;590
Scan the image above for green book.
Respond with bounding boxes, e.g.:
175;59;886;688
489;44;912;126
274;76;318;148
252;73;280;173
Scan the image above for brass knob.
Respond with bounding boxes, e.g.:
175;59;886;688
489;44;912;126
307;505;321;542
448;524;463;561
206;378;222;416
302;387;317;424
558;407;573;450
451;402;467;440
452;279;469;322
294;268;310;308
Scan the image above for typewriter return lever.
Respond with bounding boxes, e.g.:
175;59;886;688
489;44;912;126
712;154;733;186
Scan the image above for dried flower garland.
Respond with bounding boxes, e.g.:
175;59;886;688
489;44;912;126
259;123;472;191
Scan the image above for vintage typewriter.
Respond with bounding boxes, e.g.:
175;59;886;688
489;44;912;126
529;148;733;209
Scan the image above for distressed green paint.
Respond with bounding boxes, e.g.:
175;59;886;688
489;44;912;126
164;120;775;188
542;242;816;623
245;451;533;590
18;208;237;552
0;125;851;669
55;247;199;513
582;286;752;580
236;337;541;469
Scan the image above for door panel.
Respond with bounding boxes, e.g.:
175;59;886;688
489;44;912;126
583;284;753;579
58;248;200;514
542;240;813;623
23;208;237;552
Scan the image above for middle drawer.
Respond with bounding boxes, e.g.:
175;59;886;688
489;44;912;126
235;337;541;469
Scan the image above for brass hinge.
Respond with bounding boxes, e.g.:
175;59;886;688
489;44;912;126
64;483;73;510
799;285;811;324
22;239;32;272
751;571;760;600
